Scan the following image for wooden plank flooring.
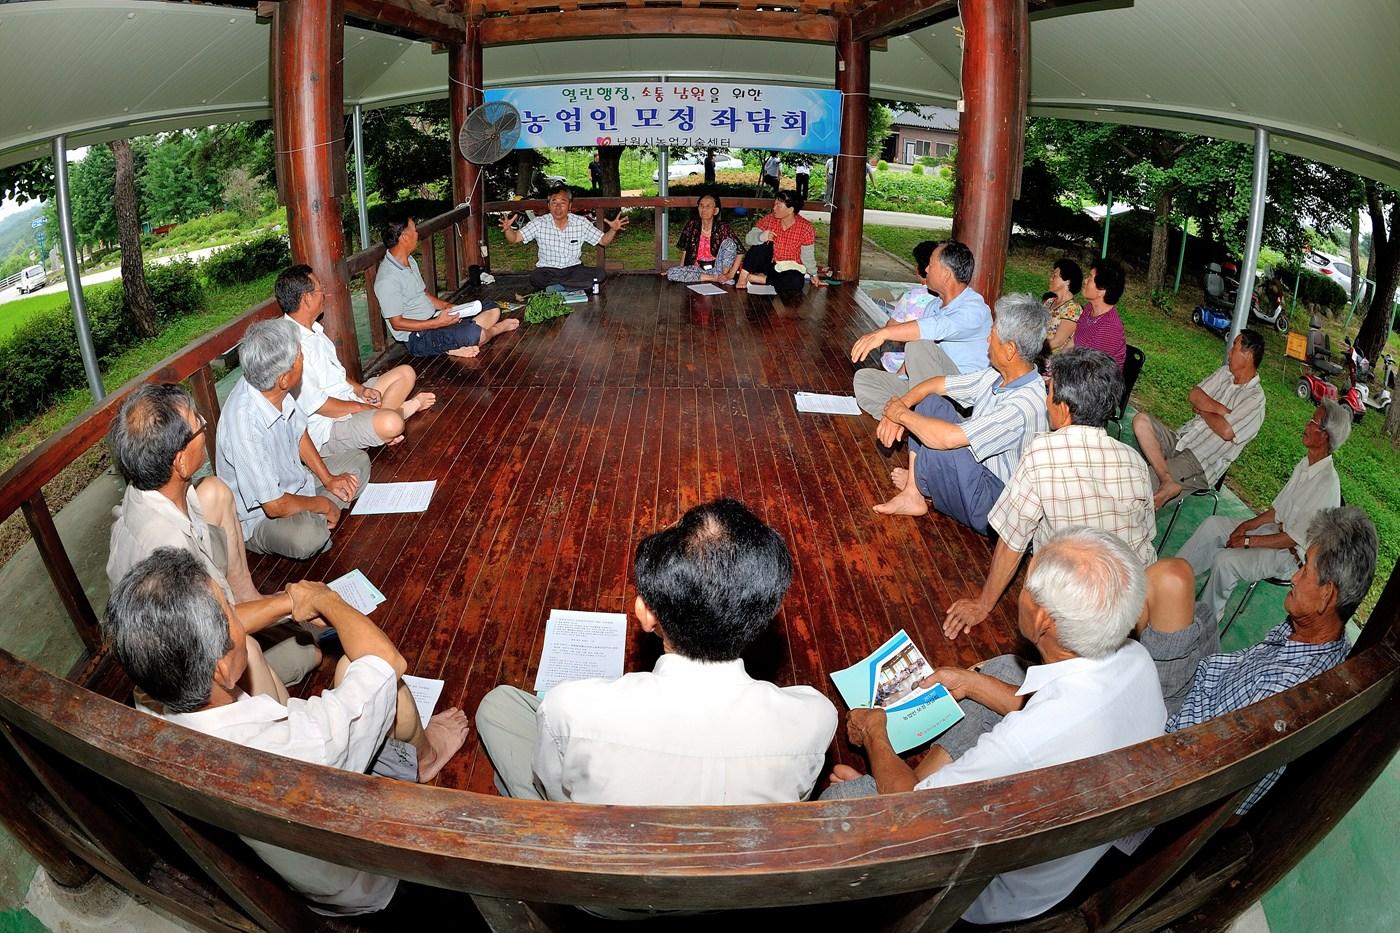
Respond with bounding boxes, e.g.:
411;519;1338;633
249;276;1028;792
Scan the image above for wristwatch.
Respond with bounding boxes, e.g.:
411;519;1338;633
1243;537;1251;549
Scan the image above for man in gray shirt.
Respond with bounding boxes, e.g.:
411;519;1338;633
217;319;369;560
374;213;517;358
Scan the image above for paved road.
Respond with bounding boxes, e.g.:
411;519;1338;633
803;207;953;231
0;243;231;306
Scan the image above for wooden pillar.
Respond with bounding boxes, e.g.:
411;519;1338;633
274;0;360;381
951;0;1029;305
450;20;485;270
827;16;870;282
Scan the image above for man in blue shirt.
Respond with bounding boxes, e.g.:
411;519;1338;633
1167;506;1376;814
850;240;993;419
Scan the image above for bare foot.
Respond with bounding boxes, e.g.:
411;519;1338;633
1153;479;1183;510
447;345;481;359
386;434;405;447
417;708;470;783
890;467;910;490
873;484;929;517
829;764;865;784
737;271;750;289
498;318;521;333
401;392;437;418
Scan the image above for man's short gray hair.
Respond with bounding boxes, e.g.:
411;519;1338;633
104;548;233;714
1317;399;1352;452
1308;506;1377;621
993;293;1051;364
239;318;301;390
1025;527;1146;659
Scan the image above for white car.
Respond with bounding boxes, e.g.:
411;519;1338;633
16;264;47;295
652;152;744;182
1305;251;1353;296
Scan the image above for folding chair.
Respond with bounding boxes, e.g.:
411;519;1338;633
1108;345;1145;440
1222;576;1292;638
1159;471;1228;547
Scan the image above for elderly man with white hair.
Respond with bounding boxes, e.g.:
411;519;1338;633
871;293;1049;535
1173;400;1350;627
217;318;369;561
822;527;1167;924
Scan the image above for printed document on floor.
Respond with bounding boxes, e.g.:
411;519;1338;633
352;481;437;515
533;609;628;694
402;675;444;725
795;392;863;416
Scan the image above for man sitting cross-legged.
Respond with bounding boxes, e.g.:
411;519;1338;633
823;527;1167;926
849;239;992;419
278;264;436;454
476;497;837;805
217;319;368;560
1173;400;1349;628
106;549;470;915
498;185;629;291
107;383;320;695
1168;506;1376;814
1133;329;1266;509
871;293;1049;535
374;212;517;359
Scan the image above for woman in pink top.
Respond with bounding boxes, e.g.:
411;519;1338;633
1073;257;1127;369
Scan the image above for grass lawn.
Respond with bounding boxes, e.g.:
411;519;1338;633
863;225;1400;621
0;290;72;340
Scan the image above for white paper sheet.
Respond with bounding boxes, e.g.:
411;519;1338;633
401;675;444;726
794;392;863;416
533;609;628;694
451;300;483;317
686;283;727;296
746;283;778;295
327;569;386;614
351;481;437;515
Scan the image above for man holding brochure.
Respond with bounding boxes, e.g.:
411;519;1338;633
476;498;836;805
822;528;1166;926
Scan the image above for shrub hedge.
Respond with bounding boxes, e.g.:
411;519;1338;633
1274;264;1348;310
201;233;292;287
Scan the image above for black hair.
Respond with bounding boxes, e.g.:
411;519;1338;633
775;189;805;214
913;241;937;278
697;191;722;210
937;240;975;284
380;214;413;250
1238;328;1266;368
1054;257;1083;294
1090;257;1126;304
634;498;792;662
1049;347;1123;428
547;184;573;201
109;384;197;490
273;264;316;314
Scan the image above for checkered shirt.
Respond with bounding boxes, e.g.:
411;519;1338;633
1175;366;1267;485
988;425;1157;565
755;213;815;264
941;367;1049;485
519;212;604;269
1167;621;1350;813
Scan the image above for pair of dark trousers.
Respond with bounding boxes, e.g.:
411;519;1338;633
741;242;806;292
908;394;1004;535
795;173;809;200
528;264;605;290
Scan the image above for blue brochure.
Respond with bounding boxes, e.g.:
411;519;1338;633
830;629;965;754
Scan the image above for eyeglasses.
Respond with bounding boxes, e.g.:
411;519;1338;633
189;414;208;443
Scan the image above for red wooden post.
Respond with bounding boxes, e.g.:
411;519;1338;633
445;223;460;292
422;232;439;294
951;0;1029;305
450;23;485;270
20;492;100;652
365;265;386;355
188;364;220;467
827;16;870;282
275;0;361;381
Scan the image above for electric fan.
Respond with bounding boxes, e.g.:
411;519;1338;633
457;100;522;164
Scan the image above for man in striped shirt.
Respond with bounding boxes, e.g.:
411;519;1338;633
872;294;1049;535
1132;330;1267;509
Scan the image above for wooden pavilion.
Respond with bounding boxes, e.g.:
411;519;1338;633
0;1;1397;930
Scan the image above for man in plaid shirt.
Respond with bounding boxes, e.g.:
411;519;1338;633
499;186;629;290
1167;506;1376;814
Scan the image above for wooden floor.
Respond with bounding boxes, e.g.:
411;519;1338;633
249;275;1027;792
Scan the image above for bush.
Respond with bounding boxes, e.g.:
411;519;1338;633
1276;264;1348;310
911;163;925;176
917;155;940;167
865;172;955;216
876;160;889;171
200;234;291;287
0;261;205;433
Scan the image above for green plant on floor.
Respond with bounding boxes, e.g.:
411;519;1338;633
524;292;572;324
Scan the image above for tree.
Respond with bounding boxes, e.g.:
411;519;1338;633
221;167;267;220
1356;182;1400;370
70;145;118;250
111;139;157;339
867;103;895;158
142;133;219;223
359;100;452;201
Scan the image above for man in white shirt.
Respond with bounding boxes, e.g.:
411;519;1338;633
1173;400;1348;626
105;549;469;916
476;498;837;805
497;185;629;290
762;152;782;194
823;527;1166;925
1133;330;1267;508
278;265;436;456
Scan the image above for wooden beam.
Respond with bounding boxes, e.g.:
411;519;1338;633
450;24;485;270
480;8;839;45
851;0;956;43
828;16;869;282
344;0;464;43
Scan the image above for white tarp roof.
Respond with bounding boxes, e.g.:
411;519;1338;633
1;0;1397;185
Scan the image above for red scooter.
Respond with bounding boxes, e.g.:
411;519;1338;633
1296;370;1365;421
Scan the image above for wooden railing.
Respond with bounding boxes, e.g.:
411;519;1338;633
0;205;473;657
0;578;1394;930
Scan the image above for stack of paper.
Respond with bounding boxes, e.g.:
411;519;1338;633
351;481;437;516
327;569;387;614
451;301;483;318
533;609;628;694
686;283;727;296
794;392;863;416
746;283;778;296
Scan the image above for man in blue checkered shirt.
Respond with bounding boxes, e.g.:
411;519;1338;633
1167;506;1376;814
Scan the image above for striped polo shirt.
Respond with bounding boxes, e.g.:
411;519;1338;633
942;367;1049;484
1174;366;1266;485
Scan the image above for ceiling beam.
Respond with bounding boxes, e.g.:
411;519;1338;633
479;9;840;46
851;0;956;43
344;0;464;43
